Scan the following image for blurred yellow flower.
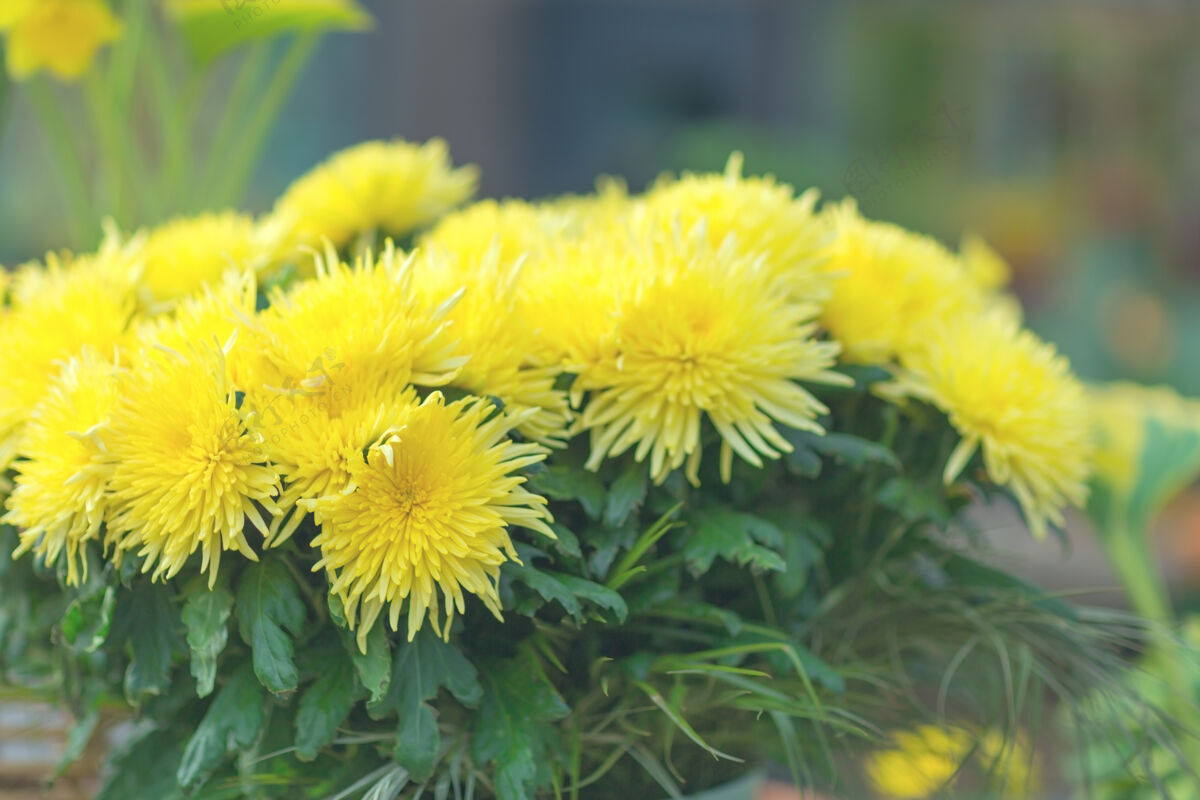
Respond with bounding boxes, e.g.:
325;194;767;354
819;201;990;365
141;212;273;303
4;349;118;586
106;342;280;587
866;725;1039;799
422;198;582;274
901;310;1091;539
3;0;122;82
413;246;572;444
301;392;552;649
134;270;258;357
272;139;477;253
0;242;138;470
639;153;828;301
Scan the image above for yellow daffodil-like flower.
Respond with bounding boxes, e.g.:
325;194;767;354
0;245;137;469
106;341;281;587
237;243;466;417
639;153;828;301
413;246;572;444
540;225;846;485
3;0;122;82
140;212;273;303
272;138;477;253
4;349;118;585
901;311;1091;539
820;201;991;365
301;392;553;649
866;725;1039;799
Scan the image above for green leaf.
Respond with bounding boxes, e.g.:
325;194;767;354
237;557;306;693
329;595;392;707
554;574;628;622
181;578;234;698
775;520;829;598
789;430;900;471
530;463;606;519
165;0;373;64
683;507;786;575
604;462;648;527
875;476;953;527
508;565;628;623
472;650;569;800
55;709;99;778
96;724;187;800
61;585;116;653
939;553;1079;622
550;522;582;559
114;582;180;700
374;629;482;779
295;645;359;761
177;662;266;787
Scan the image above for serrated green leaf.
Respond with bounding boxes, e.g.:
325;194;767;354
370;629;481;778
115;582;180;700
178;662;266;787
604;462;648;527
295;645;359;761
554;574;628;622
165;0;372;64
472;650;569;800
181;578;234;698
61;585;116;653
549;522;582;559
508;563;581;618
875;476;953;527
789;430;899;471
237;557;306;693
683;508;786;575
530;463;606;519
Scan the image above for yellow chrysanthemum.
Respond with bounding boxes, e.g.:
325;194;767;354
134;269;257;357
866;725;1038;799
959;233;1012;292
236;244;466;418
412;246;571;443
640;153;828;300
0;246;137;469
3;0;122;81
538;225;846;485
421;198;576;274
301;392;553;648
4;349;118;585
105;342;280;587
819;201;990;365
900;311;1091;539
140;212;273;303
272;139;477;253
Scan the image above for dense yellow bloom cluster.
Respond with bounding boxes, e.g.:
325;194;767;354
0;139;1095;639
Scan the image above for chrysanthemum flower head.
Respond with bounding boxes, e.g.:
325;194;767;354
555;224;847;485
640;153;828;301
2;0;121;81
105;340;281;586
140;212;272;303
4;348;118;585
0;242;138;469
134;269;257;357
271;138;477;253
301;392;553;649
237;243;467;419
900;310;1091;539
819;201;990;365
412;245;572;443
421;199;569;271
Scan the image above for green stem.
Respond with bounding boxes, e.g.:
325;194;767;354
141;13;192;219
199;42;272;209
85;70;138;226
25;81;96;247
210;33;321;209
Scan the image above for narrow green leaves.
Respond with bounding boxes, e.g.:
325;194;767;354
181;578;234;698
237;557;306;693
